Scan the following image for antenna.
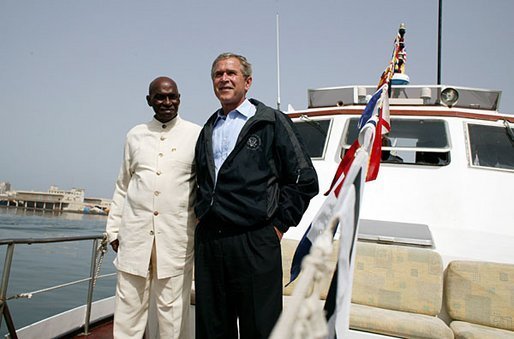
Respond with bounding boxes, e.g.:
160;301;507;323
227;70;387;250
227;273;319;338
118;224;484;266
437;0;442;85
276;13;281;111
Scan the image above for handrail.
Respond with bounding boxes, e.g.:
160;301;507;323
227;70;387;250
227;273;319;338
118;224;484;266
0;234;104;245
0;234;111;338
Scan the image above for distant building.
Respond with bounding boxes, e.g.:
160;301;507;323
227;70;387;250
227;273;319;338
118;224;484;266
0;186;112;215
0;181;11;194
49;185;85;203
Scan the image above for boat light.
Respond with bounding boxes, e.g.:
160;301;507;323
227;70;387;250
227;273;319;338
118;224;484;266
440;87;459;108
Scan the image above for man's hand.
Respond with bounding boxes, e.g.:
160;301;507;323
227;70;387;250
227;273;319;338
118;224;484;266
110;239;119;253
273;227;283;241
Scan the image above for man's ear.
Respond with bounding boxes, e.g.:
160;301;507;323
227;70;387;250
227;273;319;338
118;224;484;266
245;76;253;91
146;95;151;106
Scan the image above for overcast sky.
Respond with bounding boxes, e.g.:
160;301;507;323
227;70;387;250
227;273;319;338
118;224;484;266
1;0;513;198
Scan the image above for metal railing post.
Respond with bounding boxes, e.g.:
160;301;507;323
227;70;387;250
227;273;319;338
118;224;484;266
83;238;99;335
0;243;15;330
3;304;18;339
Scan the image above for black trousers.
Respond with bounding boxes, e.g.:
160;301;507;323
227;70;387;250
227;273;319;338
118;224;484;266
194;220;283;339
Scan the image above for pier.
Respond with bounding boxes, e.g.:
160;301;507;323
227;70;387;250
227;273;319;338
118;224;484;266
2;190;64;211
0;185;111;215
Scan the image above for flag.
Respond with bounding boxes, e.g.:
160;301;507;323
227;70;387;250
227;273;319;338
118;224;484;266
322;92;388;337
378;24;407;90
328;84;389;192
288;85;388;285
325;24;405;337
322;93;387;337
324;164;364;339
287;174;343;285
364;86;389;181
285;23;406;338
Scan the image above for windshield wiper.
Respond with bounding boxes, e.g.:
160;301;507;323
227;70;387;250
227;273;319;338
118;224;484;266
300;115;327;137
504;120;514;146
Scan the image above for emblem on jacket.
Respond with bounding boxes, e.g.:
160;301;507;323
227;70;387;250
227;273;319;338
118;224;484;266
246;135;262;150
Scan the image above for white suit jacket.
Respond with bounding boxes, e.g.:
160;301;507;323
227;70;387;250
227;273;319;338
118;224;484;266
106;116;201;279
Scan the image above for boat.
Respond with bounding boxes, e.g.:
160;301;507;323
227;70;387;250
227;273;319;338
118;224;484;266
2;26;514;339
270;24;514;338
274;83;514;338
287;82;514;265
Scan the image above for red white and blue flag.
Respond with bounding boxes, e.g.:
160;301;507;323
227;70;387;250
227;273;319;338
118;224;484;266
284;24;407;339
287;84;390;285
329;84;390;192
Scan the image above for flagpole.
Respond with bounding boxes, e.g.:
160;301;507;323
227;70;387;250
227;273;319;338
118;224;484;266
276;13;281;111
437;0;442;85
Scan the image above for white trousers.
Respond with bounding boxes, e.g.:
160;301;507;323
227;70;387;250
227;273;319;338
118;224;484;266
113;244;192;338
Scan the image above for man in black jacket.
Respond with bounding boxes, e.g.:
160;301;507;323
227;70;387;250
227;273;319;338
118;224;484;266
194;52;319;339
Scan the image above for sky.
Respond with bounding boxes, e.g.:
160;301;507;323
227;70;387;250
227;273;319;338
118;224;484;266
1;0;513;199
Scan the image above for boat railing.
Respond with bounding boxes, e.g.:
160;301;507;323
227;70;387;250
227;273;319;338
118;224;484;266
0;234;113;339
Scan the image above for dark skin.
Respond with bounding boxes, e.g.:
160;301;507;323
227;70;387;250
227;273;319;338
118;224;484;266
111;239;119;252
147;77;181;123
110;77;181;253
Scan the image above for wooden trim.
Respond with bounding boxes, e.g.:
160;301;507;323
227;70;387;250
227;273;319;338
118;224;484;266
288;108;514;123
288;108;361;118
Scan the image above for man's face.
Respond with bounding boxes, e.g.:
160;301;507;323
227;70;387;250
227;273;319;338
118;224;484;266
212;57;252;113
147;79;180;123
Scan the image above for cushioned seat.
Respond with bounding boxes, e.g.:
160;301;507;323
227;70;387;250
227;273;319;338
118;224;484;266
350;242;453;338
281;239;452;338
351;303;453;338
450;321;514;338
445;260;514;338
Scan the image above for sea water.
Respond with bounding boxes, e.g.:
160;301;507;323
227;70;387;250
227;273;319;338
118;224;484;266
0;208;117;336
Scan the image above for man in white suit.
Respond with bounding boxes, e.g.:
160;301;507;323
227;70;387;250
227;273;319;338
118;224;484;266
106;76;201;338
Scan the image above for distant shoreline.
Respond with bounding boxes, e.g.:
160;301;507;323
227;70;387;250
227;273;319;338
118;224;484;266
0;205;109;216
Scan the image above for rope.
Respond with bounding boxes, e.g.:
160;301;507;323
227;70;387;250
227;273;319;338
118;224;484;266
92;233;109;288
6;273;116;301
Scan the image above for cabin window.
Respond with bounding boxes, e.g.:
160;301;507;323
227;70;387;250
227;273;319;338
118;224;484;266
342;118;451;166
467;122;514;171
294;118;332;159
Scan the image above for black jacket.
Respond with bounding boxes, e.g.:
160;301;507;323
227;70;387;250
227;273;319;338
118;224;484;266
194;99;319;233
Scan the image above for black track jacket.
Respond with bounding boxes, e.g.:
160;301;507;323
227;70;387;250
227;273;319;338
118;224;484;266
194;99;319;233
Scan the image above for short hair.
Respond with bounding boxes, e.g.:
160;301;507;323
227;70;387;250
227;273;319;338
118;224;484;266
211;52;252;79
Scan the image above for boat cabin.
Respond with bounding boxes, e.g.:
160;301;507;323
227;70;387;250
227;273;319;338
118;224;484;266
286;84;514;267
